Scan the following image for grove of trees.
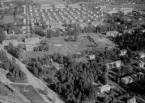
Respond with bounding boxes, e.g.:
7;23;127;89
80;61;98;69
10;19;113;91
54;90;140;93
113;29;145;51
23;48;123;103
0;51;26;82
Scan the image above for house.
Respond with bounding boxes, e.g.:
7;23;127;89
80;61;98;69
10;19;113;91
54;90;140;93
25;37;40;51
55;4;66;9
87;54;95;60
141;29;145;33
120;8;133;15
139;53;145;58
106;31;120;37
98;84;111;93
127;97;137;103
2;40;18;47
139;60;145;68
121;76;133;85
106;60;122;70
119;49;127;56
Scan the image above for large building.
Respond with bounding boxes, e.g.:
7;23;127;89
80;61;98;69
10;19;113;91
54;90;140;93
25;37;40;51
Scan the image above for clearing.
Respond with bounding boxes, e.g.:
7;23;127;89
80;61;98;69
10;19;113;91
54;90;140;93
12;84;46;103
24;33;115;58
45;33;115;55
3;16;14;23
32;0;66;4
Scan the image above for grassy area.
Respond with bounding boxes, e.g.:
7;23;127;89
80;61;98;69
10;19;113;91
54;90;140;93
32;0;66;4
44;33;115;55
120;4;145;10
12;84;46;103
24;33;115;58
3;16;14;23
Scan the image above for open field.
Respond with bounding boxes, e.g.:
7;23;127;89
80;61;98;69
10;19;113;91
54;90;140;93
12;84;46;103
120;4;145;10
3;16;14;23
24;33;115;58
109;4;145;10
46;33;115;55
32;0;66;4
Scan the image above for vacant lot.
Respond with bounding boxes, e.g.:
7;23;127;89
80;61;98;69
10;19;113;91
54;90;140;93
3;16;14;23
120;4;145;10
24;33;115;58
46;33;115;55
32;0;65;4
12;84;46;103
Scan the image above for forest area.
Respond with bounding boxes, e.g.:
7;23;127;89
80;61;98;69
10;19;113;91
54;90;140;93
0;51;26;82
23;48;126;103
112;28;145;51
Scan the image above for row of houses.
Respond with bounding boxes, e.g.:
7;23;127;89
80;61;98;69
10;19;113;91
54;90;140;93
27;3;104;30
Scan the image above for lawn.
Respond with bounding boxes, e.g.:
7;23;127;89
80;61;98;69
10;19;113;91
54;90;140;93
24;33;115;59
3;16;14;23
119;4;145;10
12;84;46;103
32;0;66;4
45;33;115;55
23;33;115;59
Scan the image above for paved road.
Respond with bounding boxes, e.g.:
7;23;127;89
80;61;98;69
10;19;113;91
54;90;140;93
0;45;64;103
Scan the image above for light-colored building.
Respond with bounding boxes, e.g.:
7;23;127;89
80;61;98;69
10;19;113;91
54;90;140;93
25;37;40;51
139;53;145;58
106;31;120;37
119;49;127;56
88;54;95;60
139;60;145;68
127;97;137;103
55;4;66;9
2;40;18;46
121;76;133;85
99;84;111;93
106;60;122;70
120;8;133;15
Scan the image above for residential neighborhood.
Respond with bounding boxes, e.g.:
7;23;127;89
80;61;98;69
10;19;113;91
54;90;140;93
0;0;144;103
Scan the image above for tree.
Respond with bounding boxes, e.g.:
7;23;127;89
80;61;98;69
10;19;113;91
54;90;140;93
0;28;6;43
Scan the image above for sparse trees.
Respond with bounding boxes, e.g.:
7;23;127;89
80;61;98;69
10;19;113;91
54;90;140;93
0;28;6;43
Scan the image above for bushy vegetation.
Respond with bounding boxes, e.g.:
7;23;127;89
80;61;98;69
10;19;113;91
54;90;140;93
24;48;122;103
4;43;21;58
0;51;26;82
113;29;145;51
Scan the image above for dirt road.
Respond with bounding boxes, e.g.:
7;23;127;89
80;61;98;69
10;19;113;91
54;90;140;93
0;45;64;103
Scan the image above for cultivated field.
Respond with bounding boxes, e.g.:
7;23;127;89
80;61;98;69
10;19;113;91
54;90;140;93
12;84;46;103
32;0;66;4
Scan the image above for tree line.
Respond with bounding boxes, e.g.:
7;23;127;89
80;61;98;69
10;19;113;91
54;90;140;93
0;51;26;82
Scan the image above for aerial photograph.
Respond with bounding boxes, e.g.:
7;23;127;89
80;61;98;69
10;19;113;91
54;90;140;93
0;0;145;103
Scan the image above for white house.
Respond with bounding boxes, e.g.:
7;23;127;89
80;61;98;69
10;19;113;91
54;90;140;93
119;49;127;56
25;37;40;51
139;53;145;58
139;60;145;68
88;54;95;60
98;84;111;93
127;97;137;103
106;60;122;70
106;31;120;37
121;76;133;85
